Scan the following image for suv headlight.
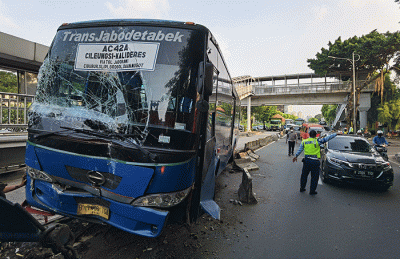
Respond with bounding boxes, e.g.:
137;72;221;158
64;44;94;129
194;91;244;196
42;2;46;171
132;186;193;208
327;157;353;168
26;166;54;182
380;161;392;171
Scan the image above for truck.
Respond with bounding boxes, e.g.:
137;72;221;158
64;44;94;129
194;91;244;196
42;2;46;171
270;119;283;131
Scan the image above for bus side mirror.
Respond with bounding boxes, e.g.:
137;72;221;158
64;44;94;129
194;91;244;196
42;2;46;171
198;62;214;97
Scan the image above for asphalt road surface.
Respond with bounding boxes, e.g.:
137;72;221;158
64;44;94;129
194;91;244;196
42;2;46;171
211;136;400;259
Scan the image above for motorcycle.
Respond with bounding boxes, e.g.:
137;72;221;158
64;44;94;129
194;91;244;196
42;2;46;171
374;144;389;161
363;132;372;138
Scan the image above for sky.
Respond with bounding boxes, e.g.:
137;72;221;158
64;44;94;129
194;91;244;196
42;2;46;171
1;0;399;118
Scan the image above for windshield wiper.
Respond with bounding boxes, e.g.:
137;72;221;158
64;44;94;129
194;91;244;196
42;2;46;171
60;126;157;162
29;128;72;140
84;119;110;132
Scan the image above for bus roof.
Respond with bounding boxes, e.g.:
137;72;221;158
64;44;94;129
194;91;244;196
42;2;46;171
58;19;210;32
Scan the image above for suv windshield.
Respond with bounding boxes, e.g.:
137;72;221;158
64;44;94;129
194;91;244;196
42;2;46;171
31;25;203;137
328;137;371;152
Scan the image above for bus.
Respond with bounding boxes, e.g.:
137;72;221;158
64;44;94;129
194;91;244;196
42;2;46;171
295;118;305;126
25;19;240;238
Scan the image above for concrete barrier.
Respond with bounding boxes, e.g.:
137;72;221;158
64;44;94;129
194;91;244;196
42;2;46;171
238;168;257;204
235;133;280;204
244;134;279;151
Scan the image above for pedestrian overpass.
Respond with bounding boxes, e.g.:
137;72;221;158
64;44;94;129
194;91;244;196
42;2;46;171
0;31;48;173
233;74;375;131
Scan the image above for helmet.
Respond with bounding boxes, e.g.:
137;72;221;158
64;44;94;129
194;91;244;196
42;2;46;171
377;130;383;134
357;130;362;134
309;130;317;138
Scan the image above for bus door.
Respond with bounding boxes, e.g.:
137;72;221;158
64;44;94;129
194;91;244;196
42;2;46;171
200;65;219;220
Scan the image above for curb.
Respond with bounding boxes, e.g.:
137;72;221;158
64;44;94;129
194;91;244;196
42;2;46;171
243;134;280;152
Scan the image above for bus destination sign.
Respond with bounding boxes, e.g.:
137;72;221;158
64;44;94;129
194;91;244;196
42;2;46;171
74;42;160;71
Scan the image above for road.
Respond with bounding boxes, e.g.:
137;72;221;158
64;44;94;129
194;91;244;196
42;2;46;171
211;135;400;259
2;132;400;258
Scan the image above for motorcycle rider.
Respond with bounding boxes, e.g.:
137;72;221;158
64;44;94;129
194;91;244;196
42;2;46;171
373;130;388;147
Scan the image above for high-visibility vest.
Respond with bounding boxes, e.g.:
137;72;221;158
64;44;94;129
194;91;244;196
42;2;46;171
302;137;321;158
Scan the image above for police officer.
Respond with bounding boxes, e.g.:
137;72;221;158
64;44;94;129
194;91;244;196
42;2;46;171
292;130;337;195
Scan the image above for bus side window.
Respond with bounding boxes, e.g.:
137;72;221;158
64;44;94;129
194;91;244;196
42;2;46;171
180;97;193;113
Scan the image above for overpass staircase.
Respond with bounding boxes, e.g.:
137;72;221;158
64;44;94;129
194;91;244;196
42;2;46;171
332;102;347;129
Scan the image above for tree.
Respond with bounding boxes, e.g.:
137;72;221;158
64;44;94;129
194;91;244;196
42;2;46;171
309;117;319;123
371;73;400;131
308;30;400;127
0;71;18;93
321;104;338;124
253;106;277;125
377;99;400;131
282;113;297;120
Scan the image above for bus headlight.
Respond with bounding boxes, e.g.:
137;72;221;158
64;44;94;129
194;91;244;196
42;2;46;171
26;166;54;183
132;186;193;208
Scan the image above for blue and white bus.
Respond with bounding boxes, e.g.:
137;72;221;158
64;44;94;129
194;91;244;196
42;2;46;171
25;19;240;238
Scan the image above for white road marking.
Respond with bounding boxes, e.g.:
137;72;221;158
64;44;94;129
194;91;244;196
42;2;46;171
256;140;277;151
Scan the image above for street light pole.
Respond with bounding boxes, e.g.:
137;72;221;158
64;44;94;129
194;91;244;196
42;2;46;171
328;52;359;133
352;52;356;134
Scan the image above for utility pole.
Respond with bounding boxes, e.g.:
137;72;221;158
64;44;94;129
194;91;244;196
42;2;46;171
352;52;356;133
328;52;360;133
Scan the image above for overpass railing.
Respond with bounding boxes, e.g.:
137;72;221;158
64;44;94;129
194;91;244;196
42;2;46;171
0;92;34;130
254;82;351;95
244;80;374;97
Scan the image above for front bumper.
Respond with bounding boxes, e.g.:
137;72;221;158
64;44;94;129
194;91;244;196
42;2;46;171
323;162;394;187
25;176;168;238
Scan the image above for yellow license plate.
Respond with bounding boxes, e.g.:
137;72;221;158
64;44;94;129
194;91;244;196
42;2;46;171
77;203;110;220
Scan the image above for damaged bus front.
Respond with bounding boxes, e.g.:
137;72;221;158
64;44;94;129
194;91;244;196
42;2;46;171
25;20;240;237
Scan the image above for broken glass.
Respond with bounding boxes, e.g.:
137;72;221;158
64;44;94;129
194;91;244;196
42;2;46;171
29;25;203;152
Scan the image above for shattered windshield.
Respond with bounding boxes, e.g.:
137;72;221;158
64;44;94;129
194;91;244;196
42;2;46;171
31;25;203;141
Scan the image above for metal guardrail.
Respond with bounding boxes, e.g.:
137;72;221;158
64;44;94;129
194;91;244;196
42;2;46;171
0;132;27;174
0;92;34;130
